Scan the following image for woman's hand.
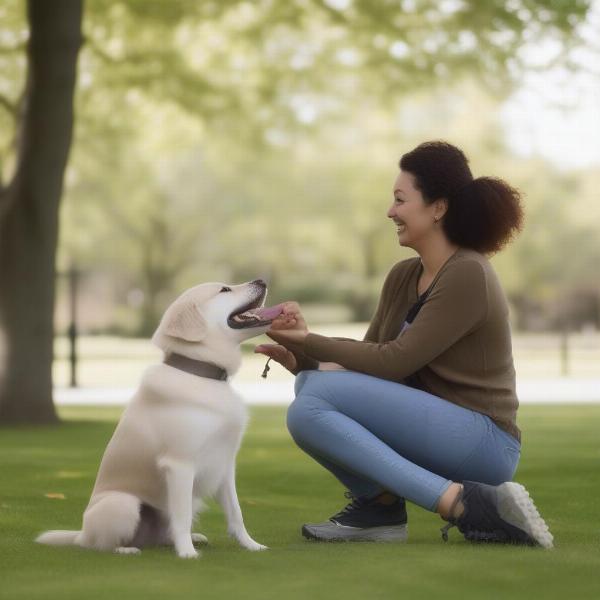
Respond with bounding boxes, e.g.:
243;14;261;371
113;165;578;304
253;343;298;374
265;301;309;350
254;302;311;374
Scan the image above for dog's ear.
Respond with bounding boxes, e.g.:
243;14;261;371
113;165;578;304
162;301;207;342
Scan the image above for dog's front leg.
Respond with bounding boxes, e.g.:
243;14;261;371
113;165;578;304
158;457;198;558
216;464;268;551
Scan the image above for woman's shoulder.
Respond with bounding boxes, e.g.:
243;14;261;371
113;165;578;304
450;248;495;278
441;248;506;301
454;247;489;264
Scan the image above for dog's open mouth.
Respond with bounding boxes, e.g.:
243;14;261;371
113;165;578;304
228;294;284;330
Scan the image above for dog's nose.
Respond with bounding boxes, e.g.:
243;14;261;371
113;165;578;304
250;279;267;287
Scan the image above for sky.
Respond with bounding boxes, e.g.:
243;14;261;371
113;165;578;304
501;1;600;170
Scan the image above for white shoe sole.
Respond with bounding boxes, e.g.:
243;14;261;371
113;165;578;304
496;482;554;549
302;522;408;542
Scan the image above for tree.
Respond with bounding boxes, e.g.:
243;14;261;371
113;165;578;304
0;0;591;423
0;0;82;423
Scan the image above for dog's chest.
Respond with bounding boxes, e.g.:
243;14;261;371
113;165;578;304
135;371;249;497
190;420;243;495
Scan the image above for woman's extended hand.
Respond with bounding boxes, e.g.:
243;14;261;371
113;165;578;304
265;301;309;350
254;302;311;374
253;343;298;374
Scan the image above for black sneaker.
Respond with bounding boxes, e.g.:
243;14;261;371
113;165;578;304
302;492;408;542
440;480;553;548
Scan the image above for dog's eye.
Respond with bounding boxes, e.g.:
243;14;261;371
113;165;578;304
220;286;232;293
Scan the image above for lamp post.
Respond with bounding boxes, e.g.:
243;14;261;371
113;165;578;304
57;266;80;388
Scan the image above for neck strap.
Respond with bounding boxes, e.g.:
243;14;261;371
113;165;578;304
164;353;228;381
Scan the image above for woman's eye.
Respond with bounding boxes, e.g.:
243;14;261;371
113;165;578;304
394;197;404;203
220;286;232;293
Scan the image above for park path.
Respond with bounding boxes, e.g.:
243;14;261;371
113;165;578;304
55;377;600;406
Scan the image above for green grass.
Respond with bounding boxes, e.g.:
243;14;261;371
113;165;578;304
1;404;599;600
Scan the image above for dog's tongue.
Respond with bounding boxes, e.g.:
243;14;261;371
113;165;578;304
250;303;284;321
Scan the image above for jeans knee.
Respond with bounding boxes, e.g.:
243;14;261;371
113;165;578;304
286;396;306;443
287;394;323;445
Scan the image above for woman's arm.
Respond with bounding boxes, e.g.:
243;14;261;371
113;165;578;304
301;259;488;382
263;260;408;374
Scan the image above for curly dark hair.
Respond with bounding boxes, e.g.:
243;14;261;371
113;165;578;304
399;141;524;255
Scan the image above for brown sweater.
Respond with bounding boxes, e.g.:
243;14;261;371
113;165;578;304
300;247;521;442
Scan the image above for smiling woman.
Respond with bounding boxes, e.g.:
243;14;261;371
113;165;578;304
257;140;552;549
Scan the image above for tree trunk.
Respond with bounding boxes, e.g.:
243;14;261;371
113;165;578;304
0;0;82;424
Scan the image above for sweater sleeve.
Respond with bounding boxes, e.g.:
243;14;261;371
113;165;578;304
303;259;488;382
294;260;406;373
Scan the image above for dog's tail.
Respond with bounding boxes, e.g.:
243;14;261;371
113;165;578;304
36;530;81;546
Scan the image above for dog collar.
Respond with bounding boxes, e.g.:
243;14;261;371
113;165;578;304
163;353;228;381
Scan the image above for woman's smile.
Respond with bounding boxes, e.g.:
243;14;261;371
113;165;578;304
394;221;407;234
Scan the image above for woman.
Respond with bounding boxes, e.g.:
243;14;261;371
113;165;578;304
255;141;553;548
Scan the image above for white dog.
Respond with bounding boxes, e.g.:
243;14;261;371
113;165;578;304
37;279;283;558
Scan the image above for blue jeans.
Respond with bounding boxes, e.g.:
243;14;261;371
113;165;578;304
287;370;521;512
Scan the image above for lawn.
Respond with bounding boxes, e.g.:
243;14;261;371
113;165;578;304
1;404;599;600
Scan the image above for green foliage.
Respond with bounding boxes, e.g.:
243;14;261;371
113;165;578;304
57;85;600;331
2;0;591;159
0;0;597;332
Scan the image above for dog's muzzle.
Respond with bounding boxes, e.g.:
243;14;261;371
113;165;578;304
227;284;284;330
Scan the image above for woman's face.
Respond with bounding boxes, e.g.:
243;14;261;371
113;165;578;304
387;170;444;251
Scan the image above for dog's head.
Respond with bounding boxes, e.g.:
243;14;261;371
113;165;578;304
152;280;283;362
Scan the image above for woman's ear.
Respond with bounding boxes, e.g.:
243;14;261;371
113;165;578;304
434;198;449;220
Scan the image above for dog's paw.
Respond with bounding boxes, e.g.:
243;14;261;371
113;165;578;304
114;546;141;555
242;540;269;552
191;533;208;545
177;547;200;559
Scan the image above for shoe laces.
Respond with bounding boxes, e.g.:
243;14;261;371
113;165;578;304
331;491;368;522
440;522;456;542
